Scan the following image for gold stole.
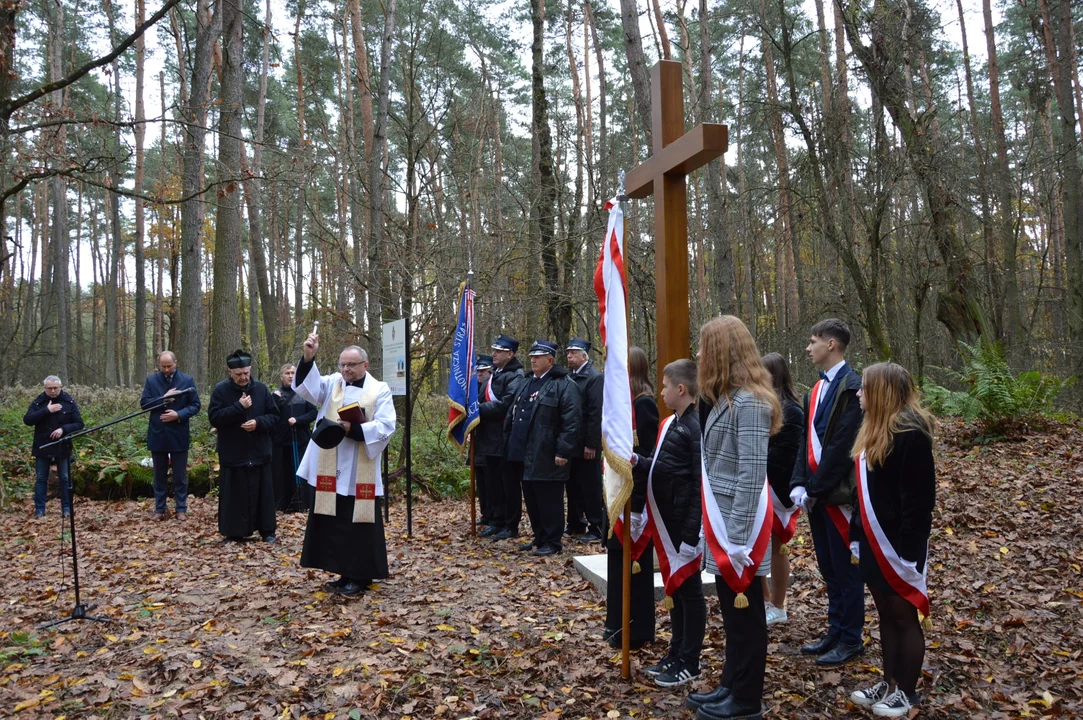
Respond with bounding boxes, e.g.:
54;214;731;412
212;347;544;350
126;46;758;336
314;378;380;522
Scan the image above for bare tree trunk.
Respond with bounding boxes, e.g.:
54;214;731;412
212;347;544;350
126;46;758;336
133;0;148;378
367;0;395;368
584;0;607;188
348;0;374;328
619;0;652;142
48;0;69;381
209;0;243;371
700;0;734;314
983;0;1021;354
104;0;125;385
293;0;306;329
177;0;219;386
650;0;670;59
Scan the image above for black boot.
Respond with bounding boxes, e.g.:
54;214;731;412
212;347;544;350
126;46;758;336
696;696;762;720
686;685;730;711
800;634;839;655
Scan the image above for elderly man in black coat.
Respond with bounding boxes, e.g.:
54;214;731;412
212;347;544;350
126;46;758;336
140;351;201;521
208;350;280;542
23;375;84;518
565;337;605;542
503;340;581;556
477;334;527;541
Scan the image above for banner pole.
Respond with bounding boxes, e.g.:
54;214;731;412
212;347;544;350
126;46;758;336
469;436;477;537
621;499;632;679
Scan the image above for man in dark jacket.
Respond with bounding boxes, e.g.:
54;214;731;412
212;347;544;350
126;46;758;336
140;351;201;521
23;376;84;518
790;318;865;665
208;350;280;542
566;337;605;542
478;334;527;540
503;340;581;556
271;363;318;512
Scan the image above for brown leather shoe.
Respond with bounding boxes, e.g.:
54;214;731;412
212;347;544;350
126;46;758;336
155;512;168;521
175;511;188;522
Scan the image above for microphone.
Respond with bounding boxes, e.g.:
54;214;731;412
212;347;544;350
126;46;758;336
146;387;197;405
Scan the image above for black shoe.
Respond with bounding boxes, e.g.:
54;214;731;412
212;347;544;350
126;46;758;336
606;630;648;650
336;581;365;597
565;525;586;536
800;635;839;655
491;528;517;541
686;685;730;711
816;640;863;665
696;696;762;720
600;626;619;641
479;526;501;537
262;535;277;543
323;576;348;592
643;654;679;678
578;530;603;543
34;510;45;519
517;541;536;551
533;545;560;556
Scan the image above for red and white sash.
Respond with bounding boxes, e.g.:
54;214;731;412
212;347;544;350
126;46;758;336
855;453;930;619
645;415;702;598
700;455;773;607
612;512;651;561
770;486;800;545
807;379;852;543
483;375;494;403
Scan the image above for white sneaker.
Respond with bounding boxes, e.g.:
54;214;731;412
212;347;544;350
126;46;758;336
872;688;914;717
764;604;788;625
850;680;889;706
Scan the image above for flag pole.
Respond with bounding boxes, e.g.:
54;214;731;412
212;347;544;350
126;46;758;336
467;270;477;538
619;169;632;679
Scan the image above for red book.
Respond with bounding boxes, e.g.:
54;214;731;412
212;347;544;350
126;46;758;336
337;402;367;425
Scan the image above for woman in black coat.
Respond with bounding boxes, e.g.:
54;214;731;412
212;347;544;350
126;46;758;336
847;362;936;718
271;363;318;512
603;346;658;649
761;353;805;625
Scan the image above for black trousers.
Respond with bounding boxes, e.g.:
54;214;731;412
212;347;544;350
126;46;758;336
476;462;491;522
604;534;656;642
483;455;506;525
809;503;864;645
565;482;586;533
502;460;524;533
670;571;707;668
569;456;605;533
714;575;767;705
522;480;564;550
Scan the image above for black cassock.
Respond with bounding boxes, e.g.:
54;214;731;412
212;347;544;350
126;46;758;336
218;464;276;537
208;378;279;538
301;495;389;582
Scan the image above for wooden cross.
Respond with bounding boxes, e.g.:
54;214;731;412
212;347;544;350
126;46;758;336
626;60;728;404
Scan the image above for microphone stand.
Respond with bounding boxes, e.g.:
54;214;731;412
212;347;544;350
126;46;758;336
38;395;174;630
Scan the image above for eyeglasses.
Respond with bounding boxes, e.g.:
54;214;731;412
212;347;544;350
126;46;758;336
339;362;364;370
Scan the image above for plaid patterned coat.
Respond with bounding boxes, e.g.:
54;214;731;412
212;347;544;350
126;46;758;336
701;389;774;577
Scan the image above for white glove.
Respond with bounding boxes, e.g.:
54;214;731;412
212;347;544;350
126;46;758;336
677;542;701;565
630;511;647;536
790;486;815;512
729;549;752;573
849;541;860;560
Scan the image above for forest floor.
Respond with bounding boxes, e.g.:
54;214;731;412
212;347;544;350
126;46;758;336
1;422;1082;719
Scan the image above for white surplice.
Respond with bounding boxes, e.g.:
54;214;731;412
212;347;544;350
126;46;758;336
293;363;396;496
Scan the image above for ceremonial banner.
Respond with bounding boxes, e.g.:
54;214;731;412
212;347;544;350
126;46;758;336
447;285;479;447
595;198;634;530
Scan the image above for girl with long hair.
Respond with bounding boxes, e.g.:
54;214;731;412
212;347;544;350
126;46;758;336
760;352;805;625
686;316;779;720
847;362;936;718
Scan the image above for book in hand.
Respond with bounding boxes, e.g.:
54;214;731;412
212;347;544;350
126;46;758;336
337;402;367;425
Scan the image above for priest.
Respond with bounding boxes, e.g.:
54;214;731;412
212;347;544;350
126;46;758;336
208;350;280;542
293;332;396;597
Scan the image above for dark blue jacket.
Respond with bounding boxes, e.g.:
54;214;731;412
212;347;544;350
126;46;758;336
140;370;201;452
24;391;84;459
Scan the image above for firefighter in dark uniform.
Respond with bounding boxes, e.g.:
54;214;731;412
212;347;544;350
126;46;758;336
566;337;605;541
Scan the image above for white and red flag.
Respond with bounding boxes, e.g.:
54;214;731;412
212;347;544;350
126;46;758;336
595;198;635;530
806;380;852;542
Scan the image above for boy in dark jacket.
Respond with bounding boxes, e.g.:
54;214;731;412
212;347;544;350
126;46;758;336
631;359;704;688
23;375;84;518
789;318;865;665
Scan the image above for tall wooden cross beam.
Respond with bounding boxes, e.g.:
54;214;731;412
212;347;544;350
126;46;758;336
626;60;728;405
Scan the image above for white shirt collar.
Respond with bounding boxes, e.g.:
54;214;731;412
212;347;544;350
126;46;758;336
823;359;847;383
534;369;550;380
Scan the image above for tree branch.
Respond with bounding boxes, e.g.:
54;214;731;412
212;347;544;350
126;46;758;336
1;0;183;121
